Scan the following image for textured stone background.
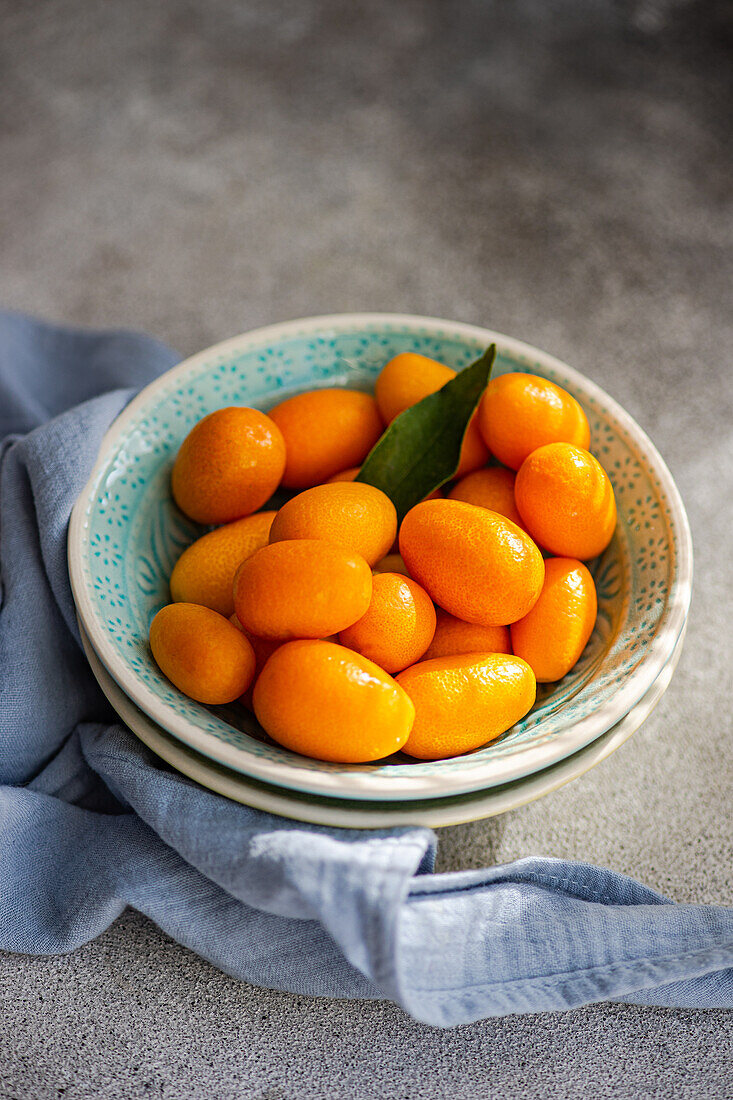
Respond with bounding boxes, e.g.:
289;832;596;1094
1;1;731;1096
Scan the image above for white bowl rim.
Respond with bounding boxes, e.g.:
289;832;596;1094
69;313;693;799
79;618;685;828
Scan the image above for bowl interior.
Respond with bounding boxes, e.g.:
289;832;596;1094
76;317;689;784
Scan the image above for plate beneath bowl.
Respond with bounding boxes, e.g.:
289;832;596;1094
80;621;685;829
69;314;692;801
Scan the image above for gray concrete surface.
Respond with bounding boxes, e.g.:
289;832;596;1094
1;0;732;1096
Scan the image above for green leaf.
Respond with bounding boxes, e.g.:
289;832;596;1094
356;345;496;520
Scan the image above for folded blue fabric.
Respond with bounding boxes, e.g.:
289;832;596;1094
0;310;730;1025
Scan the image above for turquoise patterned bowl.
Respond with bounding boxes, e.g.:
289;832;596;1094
68;315;692;801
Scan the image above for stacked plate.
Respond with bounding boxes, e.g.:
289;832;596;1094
68;315;693;828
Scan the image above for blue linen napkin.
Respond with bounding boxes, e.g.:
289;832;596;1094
0;309;731;1025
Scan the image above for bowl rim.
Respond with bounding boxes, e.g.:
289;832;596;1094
79;617;686;828
69;313;693;799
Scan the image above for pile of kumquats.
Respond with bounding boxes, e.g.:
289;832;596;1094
149;350;616;762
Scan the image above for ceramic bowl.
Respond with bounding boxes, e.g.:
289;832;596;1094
68;314;692;800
